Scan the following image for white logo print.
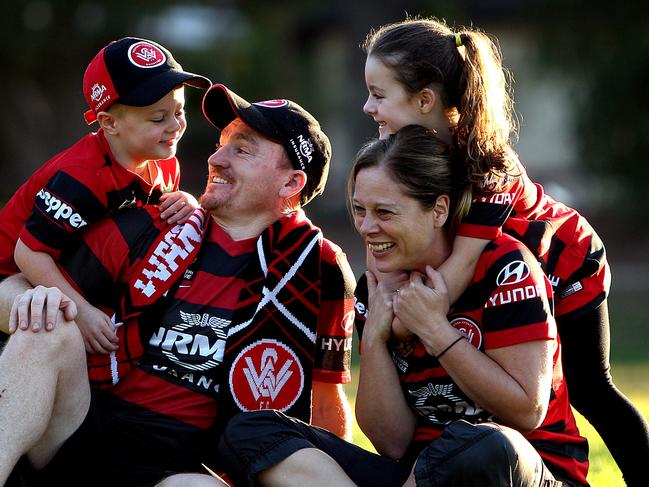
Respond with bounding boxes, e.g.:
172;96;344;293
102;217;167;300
230;339;305;411
90;83;107;102
297;135;314;162
149;311;230;371
496;260;530;286
133;211;205;298
243;348;294;402
36;189;87;228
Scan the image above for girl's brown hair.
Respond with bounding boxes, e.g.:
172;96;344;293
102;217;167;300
363;18;519;185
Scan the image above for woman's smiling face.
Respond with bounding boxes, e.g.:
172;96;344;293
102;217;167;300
352;165;441;273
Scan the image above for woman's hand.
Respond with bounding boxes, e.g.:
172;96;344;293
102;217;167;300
362;271;402;345
394;266;453;355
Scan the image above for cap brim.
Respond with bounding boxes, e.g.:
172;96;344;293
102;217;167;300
119;70;211;107
202;84;279;140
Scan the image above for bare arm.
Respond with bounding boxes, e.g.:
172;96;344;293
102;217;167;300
14;238;117;353
354;272;417;459
311;381;352;441
396;268;552;432
437;235;489;305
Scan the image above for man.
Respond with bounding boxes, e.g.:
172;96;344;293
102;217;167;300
0;84;355;487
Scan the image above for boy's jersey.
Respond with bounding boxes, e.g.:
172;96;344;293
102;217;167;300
457;158;609;318
58;206;354;452
355;234;589;486
0;129;179;275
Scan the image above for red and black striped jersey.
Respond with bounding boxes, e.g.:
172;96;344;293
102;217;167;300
59;206;354;431
456;157;609;319
505;184;609;319
355;234;589;486
0;129;179;275
457;159;536;240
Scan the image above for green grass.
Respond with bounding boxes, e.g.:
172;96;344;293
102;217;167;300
344;361;649;486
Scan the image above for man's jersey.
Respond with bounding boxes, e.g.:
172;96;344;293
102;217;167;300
355;234;589;486
0;129;179;275
58;206;354;463
457;158;609;319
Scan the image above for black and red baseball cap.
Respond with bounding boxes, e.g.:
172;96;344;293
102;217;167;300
83;37;211;124
202;84;331;206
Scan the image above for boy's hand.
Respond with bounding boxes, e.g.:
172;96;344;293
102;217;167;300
76;303;119;354
159;191;199;226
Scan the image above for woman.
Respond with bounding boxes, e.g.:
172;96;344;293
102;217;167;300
217;126;588;486
361;18;647;486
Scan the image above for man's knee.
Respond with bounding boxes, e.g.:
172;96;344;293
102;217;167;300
3;323;83;363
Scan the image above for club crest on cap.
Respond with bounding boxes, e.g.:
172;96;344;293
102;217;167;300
254;100;288;108
128;41;166;68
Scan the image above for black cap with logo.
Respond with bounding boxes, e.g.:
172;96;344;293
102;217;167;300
202;84;331;206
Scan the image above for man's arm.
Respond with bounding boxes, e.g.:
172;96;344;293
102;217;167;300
311;381;352;441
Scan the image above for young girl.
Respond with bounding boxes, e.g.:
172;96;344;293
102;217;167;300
361;17;648;486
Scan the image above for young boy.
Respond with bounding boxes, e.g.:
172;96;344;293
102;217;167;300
0;37;211;353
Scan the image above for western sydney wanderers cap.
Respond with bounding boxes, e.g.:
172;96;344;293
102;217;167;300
202;84;331;206
83;37;211;124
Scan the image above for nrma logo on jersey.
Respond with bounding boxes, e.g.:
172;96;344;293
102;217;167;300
36;189;87;228
149;311;230;372
230;339;304;412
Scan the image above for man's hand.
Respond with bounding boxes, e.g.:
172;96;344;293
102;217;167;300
9;285;78;333
159;191;199;225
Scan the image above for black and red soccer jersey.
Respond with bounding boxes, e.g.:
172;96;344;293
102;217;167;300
355;234;589;486
0;129;179;276
456;157;609;319
58;206;354;440
505;184;609;319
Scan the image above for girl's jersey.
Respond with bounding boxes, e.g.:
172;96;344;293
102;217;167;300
355;234;589;486
0;129;179;275
458;158;609;318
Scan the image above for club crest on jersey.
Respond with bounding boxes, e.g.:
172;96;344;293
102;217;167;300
128;41;166;68
496;260;530;286
230;339;304;412
450;317;482;348
254;100;288;108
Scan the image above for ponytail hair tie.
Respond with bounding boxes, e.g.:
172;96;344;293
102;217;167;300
455;32;463;47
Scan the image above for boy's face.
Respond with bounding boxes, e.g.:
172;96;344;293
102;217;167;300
110;87;187;165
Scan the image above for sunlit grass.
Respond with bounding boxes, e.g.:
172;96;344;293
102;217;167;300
344;362;648;486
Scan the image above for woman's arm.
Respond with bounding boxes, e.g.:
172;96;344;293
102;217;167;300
354;272;417;459
396;267;552;433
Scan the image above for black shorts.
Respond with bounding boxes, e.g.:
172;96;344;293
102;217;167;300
8;392;216;487
218;410;410;487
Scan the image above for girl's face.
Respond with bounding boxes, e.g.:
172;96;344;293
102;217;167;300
363;55;427;140
352;165;441;273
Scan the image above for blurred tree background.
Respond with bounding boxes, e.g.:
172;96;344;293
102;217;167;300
0;1;646;349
